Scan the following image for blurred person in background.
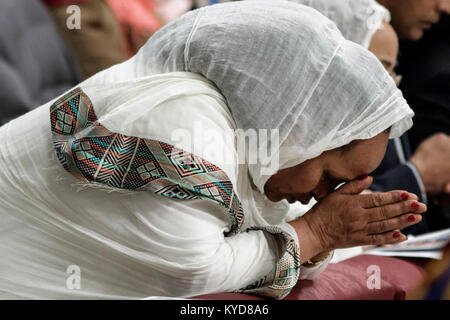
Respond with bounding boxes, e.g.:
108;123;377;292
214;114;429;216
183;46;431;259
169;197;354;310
42;0;127;78
43;0;193;77
376;0;450;233
105;0;163;58
376;0;450;41
0;0;81;125
398;15;450;150
409;243;450;299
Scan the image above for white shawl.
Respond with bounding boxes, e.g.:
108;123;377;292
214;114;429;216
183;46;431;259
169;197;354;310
290;0;391;49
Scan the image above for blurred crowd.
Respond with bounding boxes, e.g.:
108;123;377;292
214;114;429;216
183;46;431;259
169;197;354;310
42;0;193;78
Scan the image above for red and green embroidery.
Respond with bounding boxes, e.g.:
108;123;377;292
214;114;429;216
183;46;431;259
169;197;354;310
50;87;299;299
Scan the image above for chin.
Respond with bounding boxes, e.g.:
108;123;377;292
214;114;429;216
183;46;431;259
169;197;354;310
264;191;283;203
408;29;425;41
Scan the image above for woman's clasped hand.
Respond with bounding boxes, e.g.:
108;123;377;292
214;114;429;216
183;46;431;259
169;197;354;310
290;176;426;263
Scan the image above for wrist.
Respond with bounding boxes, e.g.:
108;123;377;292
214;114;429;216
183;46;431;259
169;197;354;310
304;209;332;253
288;215;328;264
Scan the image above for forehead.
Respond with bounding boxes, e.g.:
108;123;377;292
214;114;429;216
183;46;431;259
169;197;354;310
368;23;399;69
370;23;399;53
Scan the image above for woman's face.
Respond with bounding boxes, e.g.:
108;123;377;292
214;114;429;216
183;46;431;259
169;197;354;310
264;131;390;204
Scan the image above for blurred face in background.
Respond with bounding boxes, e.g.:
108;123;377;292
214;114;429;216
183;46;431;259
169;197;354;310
369;21;401;84
377;0;450;41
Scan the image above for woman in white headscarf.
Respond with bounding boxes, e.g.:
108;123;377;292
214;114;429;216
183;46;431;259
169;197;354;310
291;0;391;48
290;0;401;79
0;1;426;299
280;0;403;226
289;0;435;235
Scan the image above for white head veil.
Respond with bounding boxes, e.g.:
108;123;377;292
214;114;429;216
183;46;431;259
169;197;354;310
289;0;391;49
92;0;413;193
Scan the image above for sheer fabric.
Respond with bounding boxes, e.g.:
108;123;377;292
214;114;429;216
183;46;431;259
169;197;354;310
290;0;391;49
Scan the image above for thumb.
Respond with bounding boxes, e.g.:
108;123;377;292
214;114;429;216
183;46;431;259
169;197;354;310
336;175;373;195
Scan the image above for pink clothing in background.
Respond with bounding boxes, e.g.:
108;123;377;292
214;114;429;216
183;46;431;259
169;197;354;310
106;0;163;57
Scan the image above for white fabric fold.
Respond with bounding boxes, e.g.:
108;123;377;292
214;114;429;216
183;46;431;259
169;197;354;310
289;0;391;49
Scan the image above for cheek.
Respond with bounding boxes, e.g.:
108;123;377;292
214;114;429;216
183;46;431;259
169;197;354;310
282;165;322;194
402;5;422;26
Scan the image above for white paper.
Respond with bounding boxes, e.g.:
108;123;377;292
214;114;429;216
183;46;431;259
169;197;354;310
363;228;450;260
330;247;365;264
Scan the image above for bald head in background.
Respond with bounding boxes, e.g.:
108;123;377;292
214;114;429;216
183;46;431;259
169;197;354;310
368;21;399;73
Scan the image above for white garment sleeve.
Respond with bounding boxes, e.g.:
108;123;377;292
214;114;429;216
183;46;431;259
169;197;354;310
299;251;335;280
282;219;334;281
76;75;303;298
128;193;286;298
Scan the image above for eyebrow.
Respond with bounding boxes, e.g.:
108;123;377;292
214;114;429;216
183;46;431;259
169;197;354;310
381;60;393;69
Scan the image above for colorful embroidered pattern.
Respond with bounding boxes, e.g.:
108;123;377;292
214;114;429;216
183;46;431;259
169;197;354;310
50;87;300;299
50;88;243;234
238;226;300;299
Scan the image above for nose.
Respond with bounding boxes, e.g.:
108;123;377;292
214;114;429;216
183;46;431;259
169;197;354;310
437;0;450;14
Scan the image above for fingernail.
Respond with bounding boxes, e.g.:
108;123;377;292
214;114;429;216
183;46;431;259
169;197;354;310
401;193;409;200
357;175;368;180
411;202;420;210
393;232;401;239
408;215;415;222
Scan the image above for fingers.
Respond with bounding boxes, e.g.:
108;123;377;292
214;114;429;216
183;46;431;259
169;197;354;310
336;175;373;195
365;229;408;246
404;192;419;202
366;213;423;234
366;199;427;222
361;190;418;209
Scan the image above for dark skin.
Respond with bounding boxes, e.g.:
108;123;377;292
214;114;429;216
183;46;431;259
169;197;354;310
264;131;427;264
264;131;392;205
377;0;450;41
